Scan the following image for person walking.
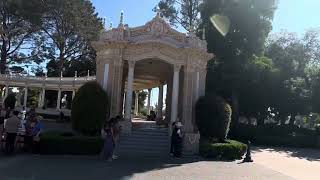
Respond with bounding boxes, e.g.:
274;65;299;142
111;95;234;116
172;122;183;158
170;122;176;155
111;116;122;159
4;110;21;155
101;121;115;161
31;116;43;154
24;109;37;153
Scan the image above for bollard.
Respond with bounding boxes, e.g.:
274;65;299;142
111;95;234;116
243;140;253;162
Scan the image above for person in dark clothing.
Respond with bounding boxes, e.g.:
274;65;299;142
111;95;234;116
4;110;20;155
170;122;176;155
24;109;37;153
171;122;183;158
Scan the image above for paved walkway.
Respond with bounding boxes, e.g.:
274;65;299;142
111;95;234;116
252;146;320;180
1;146;319;180
0;154;292;180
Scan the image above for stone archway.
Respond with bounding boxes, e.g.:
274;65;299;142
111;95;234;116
93;13;213;154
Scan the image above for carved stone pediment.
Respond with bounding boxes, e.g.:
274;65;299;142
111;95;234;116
93;14;214;63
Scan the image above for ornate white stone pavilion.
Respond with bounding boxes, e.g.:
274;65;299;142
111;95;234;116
92;13;213;153
0;13;213;154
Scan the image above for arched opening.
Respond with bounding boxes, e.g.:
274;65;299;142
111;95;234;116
121;58;180;129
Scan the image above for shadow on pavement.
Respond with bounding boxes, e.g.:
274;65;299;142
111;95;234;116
252;146;320;162
0;155;204;180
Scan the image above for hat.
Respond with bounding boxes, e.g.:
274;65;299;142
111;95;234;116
176;122;183;127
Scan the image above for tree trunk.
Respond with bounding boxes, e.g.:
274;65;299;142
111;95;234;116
289;113;297;126
1;6;8;74
0;39;7;74
59;47;65;76
256;115;264;126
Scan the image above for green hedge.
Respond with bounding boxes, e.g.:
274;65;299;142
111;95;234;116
4;93;16;109
39;131;103;155
199;139;247;160
253;135;318;148
196;95;232;141
71;81;108;136
229;124;318;148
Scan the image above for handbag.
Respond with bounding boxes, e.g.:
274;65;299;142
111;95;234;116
33;135;40;142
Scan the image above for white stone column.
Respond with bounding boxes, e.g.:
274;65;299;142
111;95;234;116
23;87;28;108
4;84;9;99
124;61;135;121
41;88;46;108
199;68;207;97
103;64;110;90
147;88;152;114
122;91;126;115
38;90;42;108
57;89;61;110
157;85;164;119
194;71;200;101
134;91;139;116
72;90;76;100
170;64;181;123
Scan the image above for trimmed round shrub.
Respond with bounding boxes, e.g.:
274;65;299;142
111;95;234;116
71;81;108;136
4;93;16;109
196;95;232;141
200;138;247;160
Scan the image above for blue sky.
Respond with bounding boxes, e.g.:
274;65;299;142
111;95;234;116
91;0;320;106
92;0;320;35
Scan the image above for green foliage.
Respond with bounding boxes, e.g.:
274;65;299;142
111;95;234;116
312;72;320;113
202;0;277;128
140;107;148;117
39;0;103;76
4;93;16;109
27;88;41;108
196;95;232;141
265;30;320;124
39;131;103;155
199;139;247;160
0;0;44;74
156;0;202;31
230;124;318;148
71;82;108;136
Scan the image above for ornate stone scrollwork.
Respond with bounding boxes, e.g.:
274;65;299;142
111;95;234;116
173;64;182;72
128;60;136;68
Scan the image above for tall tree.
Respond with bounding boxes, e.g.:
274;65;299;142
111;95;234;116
266;30;320;125
156;0;203;31
0;0;43;74
202;0;277;126
39;0;103;76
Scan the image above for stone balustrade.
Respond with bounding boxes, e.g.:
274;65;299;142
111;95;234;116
0;74;96;109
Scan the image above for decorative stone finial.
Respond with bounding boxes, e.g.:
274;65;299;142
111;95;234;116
109;22;113;29
155;7;163;18
74;71;77;77
119;10;124;25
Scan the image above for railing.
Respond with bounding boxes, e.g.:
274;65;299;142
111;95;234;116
0;74;96;86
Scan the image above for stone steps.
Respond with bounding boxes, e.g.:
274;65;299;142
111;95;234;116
117;128;170;157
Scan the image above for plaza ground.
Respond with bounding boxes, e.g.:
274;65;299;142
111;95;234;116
0;146;319;180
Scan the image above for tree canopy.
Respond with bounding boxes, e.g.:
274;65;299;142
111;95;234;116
156;0;203;31
0;0;44;74
39;0;103;77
